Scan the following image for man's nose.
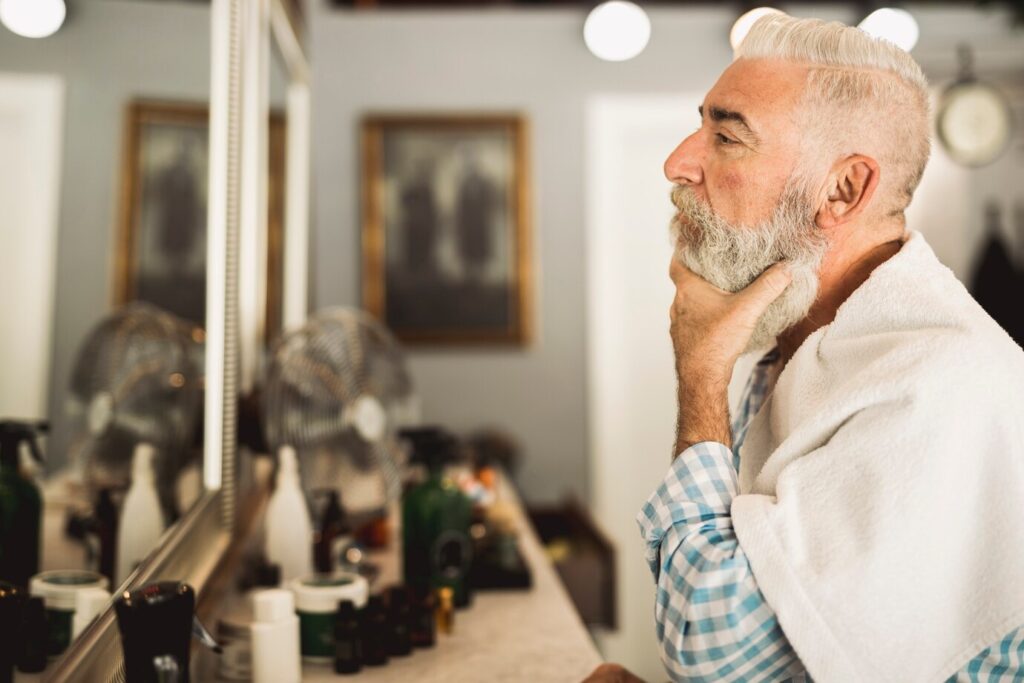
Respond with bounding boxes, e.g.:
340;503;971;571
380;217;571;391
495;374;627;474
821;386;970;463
663;131;703;186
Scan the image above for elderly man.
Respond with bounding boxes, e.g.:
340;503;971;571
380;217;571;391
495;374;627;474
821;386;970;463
586;12;1024;683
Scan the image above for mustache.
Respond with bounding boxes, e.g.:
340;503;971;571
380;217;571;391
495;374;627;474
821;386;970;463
670;185;697;212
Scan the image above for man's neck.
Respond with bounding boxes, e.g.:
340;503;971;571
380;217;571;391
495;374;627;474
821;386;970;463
776;229;907;365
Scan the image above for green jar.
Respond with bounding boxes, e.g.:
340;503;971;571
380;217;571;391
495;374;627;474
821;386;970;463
290;573;368;663
30;570;109;656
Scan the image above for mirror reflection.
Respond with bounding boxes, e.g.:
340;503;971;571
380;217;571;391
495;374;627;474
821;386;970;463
0;0;210;668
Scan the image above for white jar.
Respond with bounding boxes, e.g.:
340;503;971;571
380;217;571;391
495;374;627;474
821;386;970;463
29;570;109;656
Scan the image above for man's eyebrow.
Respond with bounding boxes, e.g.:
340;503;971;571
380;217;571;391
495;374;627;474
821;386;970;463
698;105;760;142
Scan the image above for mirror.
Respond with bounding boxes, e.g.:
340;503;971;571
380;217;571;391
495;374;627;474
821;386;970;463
0;0;212;668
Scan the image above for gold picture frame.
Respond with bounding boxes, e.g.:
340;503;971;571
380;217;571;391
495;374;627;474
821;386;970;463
114;100;286;342
361;114;532;346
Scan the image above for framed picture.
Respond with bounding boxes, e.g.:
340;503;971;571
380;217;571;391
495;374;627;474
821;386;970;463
114;100;286;341
361;114;532;345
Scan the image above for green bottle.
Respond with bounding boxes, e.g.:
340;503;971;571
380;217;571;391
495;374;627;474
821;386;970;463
0;421;45;589
401;428;473;607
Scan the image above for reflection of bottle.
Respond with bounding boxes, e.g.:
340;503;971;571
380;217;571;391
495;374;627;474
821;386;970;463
265;446;313;583
116;443;164;586
95;488;118;586
0;421;45;589
401;429;473;608
0;581;25;680
17;596;47;673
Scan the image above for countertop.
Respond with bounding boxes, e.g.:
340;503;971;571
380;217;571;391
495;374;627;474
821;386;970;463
199;470;604;682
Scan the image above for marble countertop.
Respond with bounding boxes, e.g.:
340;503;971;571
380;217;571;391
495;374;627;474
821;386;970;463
298;472;604;682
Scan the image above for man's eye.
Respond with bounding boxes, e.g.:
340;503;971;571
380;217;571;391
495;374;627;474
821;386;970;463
716;133;737;145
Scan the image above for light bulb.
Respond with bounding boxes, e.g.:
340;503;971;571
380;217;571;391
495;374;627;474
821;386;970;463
584;0;651;62
730;7;782;52
0;0;66;38
858;7;919;52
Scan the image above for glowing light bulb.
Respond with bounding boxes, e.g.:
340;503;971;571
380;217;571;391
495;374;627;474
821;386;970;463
730;7;783;52
858;8;919;52
0;0;66;38
584;0;651;62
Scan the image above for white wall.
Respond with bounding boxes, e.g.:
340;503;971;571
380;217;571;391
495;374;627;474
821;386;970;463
0;75;63;420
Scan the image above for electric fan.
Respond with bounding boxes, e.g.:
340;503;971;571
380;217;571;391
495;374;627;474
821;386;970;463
261;307;417;509
64;302;203;517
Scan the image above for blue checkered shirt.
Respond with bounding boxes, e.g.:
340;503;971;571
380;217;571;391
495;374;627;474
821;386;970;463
638;349;1024;682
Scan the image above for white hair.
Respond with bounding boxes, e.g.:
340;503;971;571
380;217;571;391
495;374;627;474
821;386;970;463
736;14;931;221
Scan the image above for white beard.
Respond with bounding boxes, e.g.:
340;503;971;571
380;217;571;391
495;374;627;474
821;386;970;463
670;184;829;353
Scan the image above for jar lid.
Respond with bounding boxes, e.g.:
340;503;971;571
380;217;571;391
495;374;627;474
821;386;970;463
290;573;368;614
30;570;109;610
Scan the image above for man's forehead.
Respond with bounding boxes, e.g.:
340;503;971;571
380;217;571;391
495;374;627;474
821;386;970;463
702;58;808;128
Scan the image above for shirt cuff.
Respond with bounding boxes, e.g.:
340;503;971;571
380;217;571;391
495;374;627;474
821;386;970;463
636;441;738;580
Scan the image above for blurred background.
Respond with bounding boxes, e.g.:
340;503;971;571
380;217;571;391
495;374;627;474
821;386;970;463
1;0;1022;679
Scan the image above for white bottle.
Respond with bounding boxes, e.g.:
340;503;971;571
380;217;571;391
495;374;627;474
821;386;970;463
116;443;164;586
265;445;313;583
251;589;301;683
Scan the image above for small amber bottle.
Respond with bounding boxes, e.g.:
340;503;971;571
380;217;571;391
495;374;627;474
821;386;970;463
435;587;455;636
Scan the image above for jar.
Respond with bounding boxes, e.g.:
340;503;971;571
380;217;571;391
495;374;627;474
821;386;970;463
291;573;368;663
30;570;108;656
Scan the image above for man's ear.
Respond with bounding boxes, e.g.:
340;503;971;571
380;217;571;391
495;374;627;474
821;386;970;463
815;155;880;230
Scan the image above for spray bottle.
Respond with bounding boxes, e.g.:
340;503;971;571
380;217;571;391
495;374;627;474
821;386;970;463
116;443;164;586
0;421;46;588
400;427;473;608
265;446;313;583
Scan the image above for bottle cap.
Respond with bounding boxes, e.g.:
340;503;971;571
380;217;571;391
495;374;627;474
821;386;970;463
253;588;294;623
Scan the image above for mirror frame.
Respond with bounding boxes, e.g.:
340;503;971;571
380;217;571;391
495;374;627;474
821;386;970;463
46;0;251;678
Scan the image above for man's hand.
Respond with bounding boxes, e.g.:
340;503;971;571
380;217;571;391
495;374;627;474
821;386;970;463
669;258;791;456
581;663;647;683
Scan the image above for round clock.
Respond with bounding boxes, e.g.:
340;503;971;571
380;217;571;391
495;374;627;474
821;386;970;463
937;79;1014;168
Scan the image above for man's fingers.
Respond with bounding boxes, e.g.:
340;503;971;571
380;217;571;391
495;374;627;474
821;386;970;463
738;262;792;308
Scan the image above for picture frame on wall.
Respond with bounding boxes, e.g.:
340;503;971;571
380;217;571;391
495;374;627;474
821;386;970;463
361;114;532;345
114;100;287;341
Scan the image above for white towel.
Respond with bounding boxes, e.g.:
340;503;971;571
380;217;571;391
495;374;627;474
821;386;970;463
731;230;1024;682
